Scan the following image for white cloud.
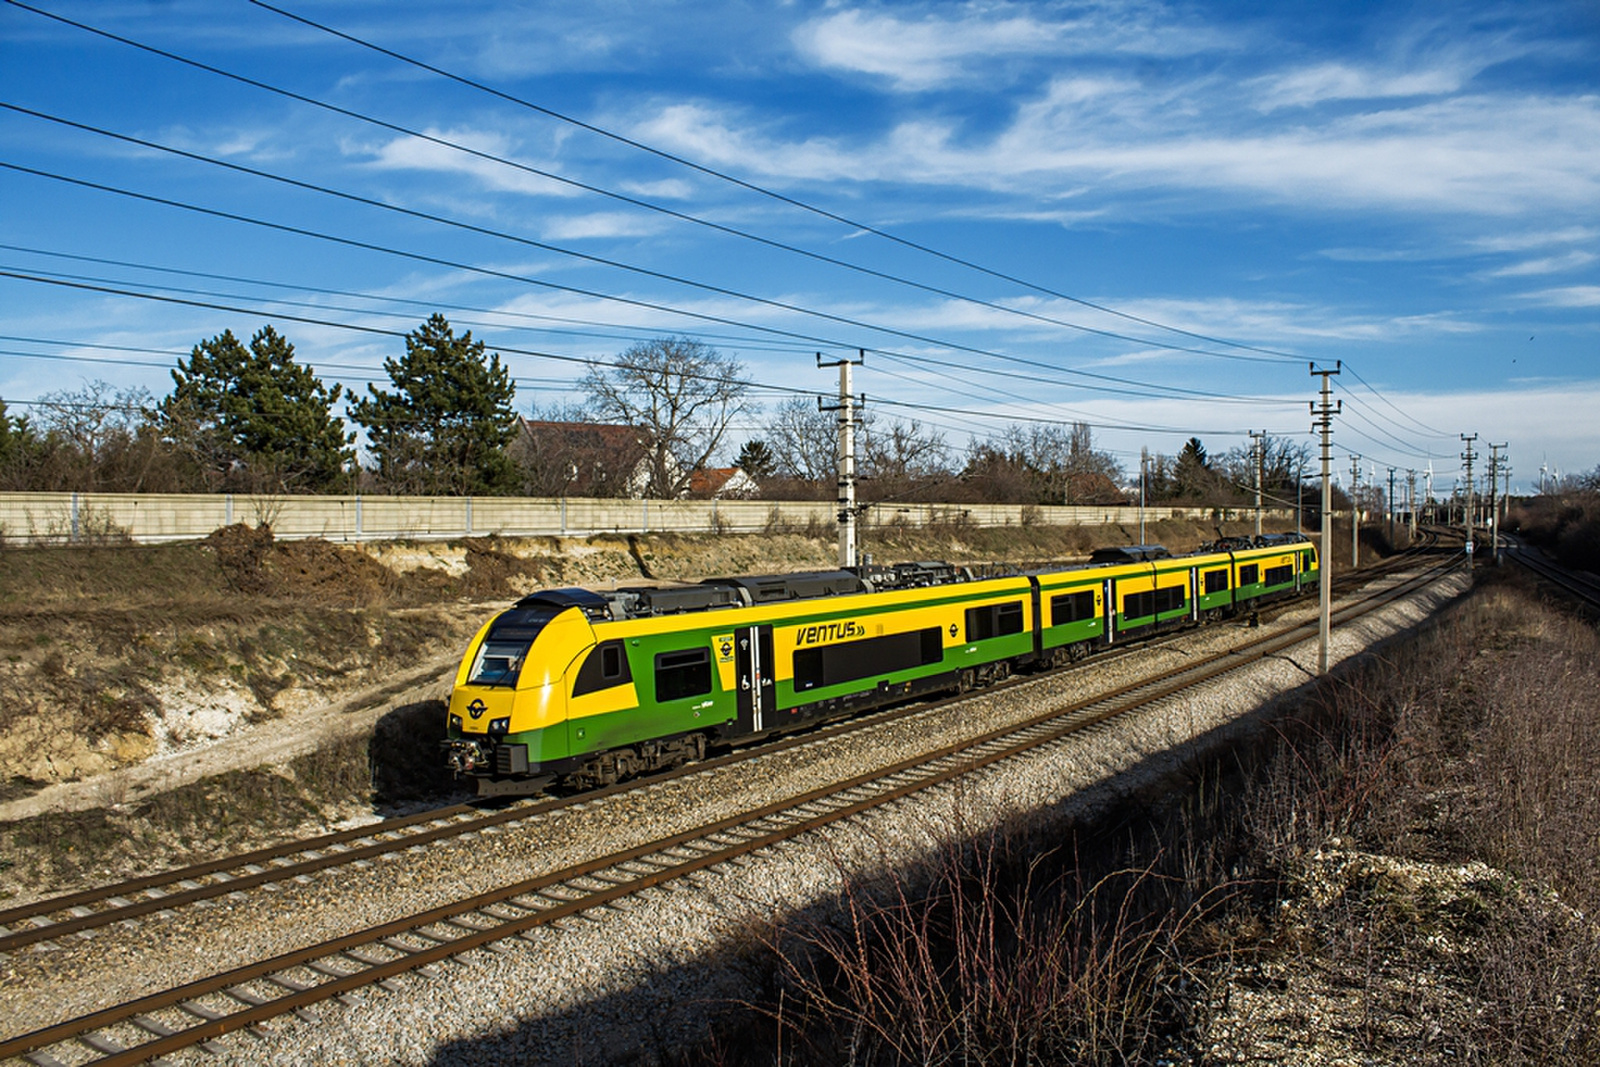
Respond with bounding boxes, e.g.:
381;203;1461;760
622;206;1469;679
361;129;583;198
1486;251;1598;277
626;68;1600;218
1317;247;1436;262
617;178;697;200
1519;285;1600;308
1469;227;1600;252
542;212;668;240
791;3;1232;91
793;9;1062;90
1249;62;1466;111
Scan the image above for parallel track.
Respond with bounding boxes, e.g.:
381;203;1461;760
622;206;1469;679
1504;536;1600;610
0;558;1459;1067
0;541;1439;958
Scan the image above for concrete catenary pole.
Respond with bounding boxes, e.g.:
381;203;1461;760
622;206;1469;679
1489;443;1507;565
1249;429;1266;538
1349;453;1362;568
1140;447;1149;545
1407;469;1418;540
818;351;865;569
1311;363;1341;675
1387;467;1396;545
1460;433;1478;569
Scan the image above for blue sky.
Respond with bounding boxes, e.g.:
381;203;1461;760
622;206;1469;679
3;0;1597;493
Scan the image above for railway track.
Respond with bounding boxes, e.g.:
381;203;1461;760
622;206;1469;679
0;542;1438;960
0;544;1426;958
0;556;1459;1066
1503;535;1600;609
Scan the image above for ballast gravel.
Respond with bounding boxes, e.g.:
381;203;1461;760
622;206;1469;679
1;567;1469;1065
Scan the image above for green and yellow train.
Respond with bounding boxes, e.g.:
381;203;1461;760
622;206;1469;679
444;535;1317;795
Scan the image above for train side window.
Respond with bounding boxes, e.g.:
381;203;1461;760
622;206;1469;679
1154;586;1186;613
1263;564;1294;586
793;627;943;692
1123;591;1155;619
1239;563;1260;586
1203;569;1228;595
965;601;1024;642
573;640;633;696
1050;590;1096;625
654;647;712;702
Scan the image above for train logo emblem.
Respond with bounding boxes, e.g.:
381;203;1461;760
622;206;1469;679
467;698;488;720
948;623;958;637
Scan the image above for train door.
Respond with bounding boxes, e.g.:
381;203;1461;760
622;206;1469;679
735;624;775;735
1103;578;1116;644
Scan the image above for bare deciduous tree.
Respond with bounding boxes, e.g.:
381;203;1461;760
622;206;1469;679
768;395;845;482
35;380;172;493
580;337;751;498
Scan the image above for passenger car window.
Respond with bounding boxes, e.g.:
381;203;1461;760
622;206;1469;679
654;647;712;702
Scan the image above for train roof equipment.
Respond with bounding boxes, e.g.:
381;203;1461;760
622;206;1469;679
514;562;985;622
1088;544;1172;564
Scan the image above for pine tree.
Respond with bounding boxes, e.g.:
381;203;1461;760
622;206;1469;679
1172;436;1214;500
349;314;518;495
735;439;776;478
161;326;353;492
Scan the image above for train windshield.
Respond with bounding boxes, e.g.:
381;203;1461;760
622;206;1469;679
467;608;557;687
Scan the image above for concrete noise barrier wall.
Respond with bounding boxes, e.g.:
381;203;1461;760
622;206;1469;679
0;491;1291;546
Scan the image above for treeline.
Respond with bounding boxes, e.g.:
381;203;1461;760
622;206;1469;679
0;316;1314;508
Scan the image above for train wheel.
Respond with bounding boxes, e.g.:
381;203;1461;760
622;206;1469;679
958;668;976;693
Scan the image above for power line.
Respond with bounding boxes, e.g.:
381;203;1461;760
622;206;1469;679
243;0;1311;365
0;244;821;356
2;272;1273;446
0;159;1292;406
1340;362;1454;439
0;269;828;404
4;1;1452;445
0;1;1300;367
2;105;1300;404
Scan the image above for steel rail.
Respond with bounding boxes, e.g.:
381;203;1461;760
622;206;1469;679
1504;537;1600;609
0;559;1457;1066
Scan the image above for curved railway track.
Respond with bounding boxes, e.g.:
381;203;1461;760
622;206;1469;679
0;539;1441;959
0;555;1460;1067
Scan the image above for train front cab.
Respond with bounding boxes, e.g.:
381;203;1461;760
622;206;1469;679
444;593;602;782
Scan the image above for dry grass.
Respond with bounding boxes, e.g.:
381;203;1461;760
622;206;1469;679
678;568;1600;1065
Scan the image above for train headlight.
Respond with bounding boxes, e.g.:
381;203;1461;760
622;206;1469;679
489;717;510;735
449;714;463;731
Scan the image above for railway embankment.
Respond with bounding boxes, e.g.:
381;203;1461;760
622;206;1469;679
0;542;1474;1064
0;517;1293;896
